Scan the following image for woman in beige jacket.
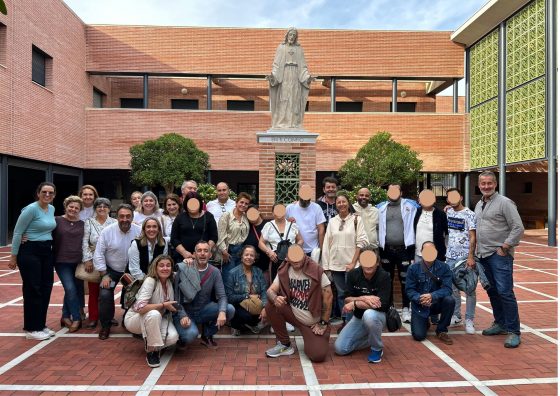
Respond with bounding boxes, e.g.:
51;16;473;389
322;193;369;325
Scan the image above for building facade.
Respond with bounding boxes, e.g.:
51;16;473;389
452;0;556;245
0;0;554;245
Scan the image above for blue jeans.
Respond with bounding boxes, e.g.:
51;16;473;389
330;271;351;321
334;309;386;355
55;262;84;322
478;252;520;334
174;302;235;343
411;295;454;341
447;257;477;321
221;244;243;283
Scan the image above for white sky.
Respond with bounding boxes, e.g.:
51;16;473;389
63;0;489;95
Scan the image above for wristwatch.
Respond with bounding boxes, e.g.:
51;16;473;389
318;319;328;326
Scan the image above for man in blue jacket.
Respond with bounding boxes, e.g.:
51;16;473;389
405;241;454;345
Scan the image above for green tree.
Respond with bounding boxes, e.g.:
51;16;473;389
0;0;6;15
129;133;209;194
338;132;422;203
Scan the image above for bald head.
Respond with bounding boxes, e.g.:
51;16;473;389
357;187;371;208
216;182;230;203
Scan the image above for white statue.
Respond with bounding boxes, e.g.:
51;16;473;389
267;28;314;130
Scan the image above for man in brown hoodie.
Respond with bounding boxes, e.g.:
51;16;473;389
265;245;333;362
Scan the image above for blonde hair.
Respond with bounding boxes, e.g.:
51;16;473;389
63;195;83;210
138;217;166;247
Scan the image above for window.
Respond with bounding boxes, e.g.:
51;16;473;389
93;88;105;108
0;23;6;65
390;102;417;112
335;101;363;112
32;45;52;87
227;100;254;111
120;98;144;108
171;99;199;110
523;182;533;194
275;153;300;204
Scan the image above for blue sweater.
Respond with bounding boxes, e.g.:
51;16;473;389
11;202;56;255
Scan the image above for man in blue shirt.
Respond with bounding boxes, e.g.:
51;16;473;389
405;241;454;345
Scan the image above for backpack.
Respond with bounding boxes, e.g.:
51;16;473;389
271;222;293;263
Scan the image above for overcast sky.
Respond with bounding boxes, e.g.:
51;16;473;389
63;0;488;95
63;0;488;31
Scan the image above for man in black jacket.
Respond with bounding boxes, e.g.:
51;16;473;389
413;189;448;262
334;250;391;364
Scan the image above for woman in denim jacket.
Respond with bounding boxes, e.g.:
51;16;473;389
225;245;268;335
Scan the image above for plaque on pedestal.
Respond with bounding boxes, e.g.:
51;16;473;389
256;131;319;144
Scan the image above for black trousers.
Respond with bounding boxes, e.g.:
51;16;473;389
17;241;54;332
230;303;260;330
98;268;123;329
380;245;413;308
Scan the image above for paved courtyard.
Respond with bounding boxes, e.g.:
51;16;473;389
0;231;556;395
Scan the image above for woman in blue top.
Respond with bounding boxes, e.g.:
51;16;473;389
8;182;57;341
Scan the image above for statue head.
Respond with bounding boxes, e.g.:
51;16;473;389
284;27;298;45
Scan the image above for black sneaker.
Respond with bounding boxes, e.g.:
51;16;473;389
176;339;187;349
146;351;160;368
200;335;218;349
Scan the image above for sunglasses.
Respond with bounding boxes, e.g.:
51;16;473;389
40;191;55;196
339;219;346;231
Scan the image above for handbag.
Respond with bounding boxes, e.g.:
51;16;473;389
75;262;102;283
386;306;402;332
240;295;264;315
120;273;144;310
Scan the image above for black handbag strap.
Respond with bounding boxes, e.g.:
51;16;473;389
270;221;292;248
422;262;442;285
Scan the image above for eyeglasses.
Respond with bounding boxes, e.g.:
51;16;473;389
40;191;55;196
97;204;110;209
339;219;346;231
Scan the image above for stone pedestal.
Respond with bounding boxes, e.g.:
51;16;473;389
256;131;319;217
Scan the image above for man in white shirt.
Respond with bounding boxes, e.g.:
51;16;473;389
353;187;379;249
94;204;141;340
285;185;326;256
206;182;236;225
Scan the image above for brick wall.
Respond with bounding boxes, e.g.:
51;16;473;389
0;0;90;168
85;109;468;172
86;26;464;78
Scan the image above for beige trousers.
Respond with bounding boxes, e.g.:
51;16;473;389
124;310;179;350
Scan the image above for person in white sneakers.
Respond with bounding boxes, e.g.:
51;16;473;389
445;188;477;334
265;245;332;362
376;183;418;324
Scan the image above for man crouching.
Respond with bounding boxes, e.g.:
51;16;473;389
265;245;332;362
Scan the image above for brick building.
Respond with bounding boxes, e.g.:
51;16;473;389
0;0;554;245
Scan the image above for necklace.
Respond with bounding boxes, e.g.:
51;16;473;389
189;215;200;230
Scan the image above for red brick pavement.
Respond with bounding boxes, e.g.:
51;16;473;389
0;235;557;395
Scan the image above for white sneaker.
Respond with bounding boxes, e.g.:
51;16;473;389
449;315;463;327
401;307;411;323
43;327;55;337
465;319;475;335
270;323;296;334
25;330;50;341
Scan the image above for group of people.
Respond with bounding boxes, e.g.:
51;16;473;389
9;170;524;368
